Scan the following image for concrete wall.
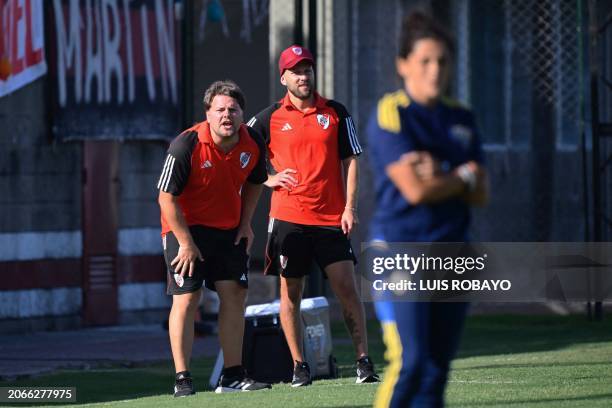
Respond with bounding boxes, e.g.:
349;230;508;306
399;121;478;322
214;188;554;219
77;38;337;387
0;80;82;233
0;78;84;319
0;77;171;321
0;1;273;322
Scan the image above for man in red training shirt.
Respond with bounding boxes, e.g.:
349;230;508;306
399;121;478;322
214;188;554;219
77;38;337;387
158;80;271;396
248;46;379;386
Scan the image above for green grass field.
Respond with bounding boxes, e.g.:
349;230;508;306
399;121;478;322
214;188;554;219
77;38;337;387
5;315;612;407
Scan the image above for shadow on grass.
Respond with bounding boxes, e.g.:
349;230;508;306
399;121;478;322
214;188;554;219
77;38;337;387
455;360;612;371
331;313;612;378
457;314;612;359
6;314;612;406
333;314;612;376
451;392;612;407
3;358;215;406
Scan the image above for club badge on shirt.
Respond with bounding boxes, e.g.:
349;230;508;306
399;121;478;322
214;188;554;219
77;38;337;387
240;152;252;168
449;125;473;150
317;114;330;130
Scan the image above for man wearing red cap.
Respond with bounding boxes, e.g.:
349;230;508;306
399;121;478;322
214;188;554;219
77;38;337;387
247;45;379;387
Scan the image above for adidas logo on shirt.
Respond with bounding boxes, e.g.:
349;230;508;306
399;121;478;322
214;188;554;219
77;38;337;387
240;273;247;281
201;160;212;169
281;123;292;131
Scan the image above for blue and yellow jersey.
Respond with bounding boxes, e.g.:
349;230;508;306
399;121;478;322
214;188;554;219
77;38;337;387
366;89;485;242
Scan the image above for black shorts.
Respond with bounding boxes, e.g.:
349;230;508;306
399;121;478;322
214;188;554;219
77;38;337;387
163;225;249;295
264;218;356;278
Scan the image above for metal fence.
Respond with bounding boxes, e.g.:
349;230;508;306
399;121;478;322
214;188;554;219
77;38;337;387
348;0;598;242
266;0;609;244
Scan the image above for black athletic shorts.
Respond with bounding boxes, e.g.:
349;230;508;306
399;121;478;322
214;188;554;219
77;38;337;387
264;218;356;278
163;225;249;295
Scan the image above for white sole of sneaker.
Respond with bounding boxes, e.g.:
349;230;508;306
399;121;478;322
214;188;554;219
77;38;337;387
356;376;379;384
215;386;247;393
291;382;312;388
173;386;195;397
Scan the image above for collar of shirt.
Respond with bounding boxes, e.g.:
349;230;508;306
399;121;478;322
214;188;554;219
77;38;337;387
281;91;328;115
402;88;448;115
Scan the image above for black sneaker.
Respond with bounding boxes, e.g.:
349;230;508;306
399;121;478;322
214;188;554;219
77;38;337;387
214;375;272;393
291;361;312;387
356;356;380;383
173;372;195;397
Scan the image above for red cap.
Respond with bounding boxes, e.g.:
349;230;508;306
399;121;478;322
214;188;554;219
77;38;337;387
278;45;314;76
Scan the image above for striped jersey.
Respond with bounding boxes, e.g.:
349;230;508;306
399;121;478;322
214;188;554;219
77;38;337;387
157;121;267;235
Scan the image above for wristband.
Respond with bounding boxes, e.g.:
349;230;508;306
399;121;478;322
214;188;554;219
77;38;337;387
457;164;477;192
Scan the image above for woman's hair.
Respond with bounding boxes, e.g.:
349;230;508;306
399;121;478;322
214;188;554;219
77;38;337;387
397;11;455;59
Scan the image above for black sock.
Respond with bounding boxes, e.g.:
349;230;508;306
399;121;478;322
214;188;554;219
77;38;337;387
222;365;244;378
176;370;191;380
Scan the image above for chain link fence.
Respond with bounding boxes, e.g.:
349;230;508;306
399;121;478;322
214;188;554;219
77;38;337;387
351;0;588;241
507;0;583;150
508;0;582;111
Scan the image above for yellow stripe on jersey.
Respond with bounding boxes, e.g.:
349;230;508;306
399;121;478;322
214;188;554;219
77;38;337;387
377;90;410;134
374;322;403;408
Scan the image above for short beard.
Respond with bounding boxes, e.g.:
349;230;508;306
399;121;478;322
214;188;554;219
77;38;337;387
289;85;312;100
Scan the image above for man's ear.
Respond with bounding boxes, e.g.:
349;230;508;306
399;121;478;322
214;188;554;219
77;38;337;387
280;74;287;86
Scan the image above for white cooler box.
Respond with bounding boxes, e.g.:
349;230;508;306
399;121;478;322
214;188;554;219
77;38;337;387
209;296;337;387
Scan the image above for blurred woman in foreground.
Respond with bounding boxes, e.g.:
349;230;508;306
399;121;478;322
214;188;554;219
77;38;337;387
367;11;489;408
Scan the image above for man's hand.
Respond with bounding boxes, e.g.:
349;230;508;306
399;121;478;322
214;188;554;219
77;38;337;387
171;243;203;278
234;223;255;254
264;168;298;190
341;207;359;236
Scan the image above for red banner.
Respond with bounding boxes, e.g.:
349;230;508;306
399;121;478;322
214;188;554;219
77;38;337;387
0;0;47;97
